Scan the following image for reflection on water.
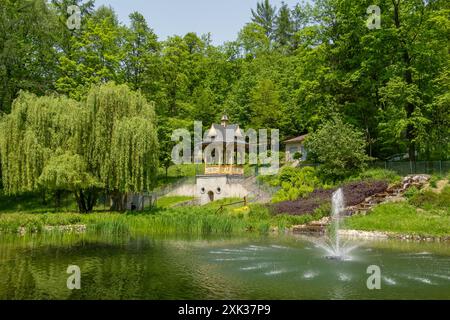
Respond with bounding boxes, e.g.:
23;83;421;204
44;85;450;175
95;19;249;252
0;233;450;300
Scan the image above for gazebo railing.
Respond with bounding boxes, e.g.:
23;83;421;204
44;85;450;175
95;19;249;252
204;165;244;175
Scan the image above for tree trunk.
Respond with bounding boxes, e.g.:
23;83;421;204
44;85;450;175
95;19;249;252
75;190;88;213
54;190;62;211
74;189;98;213
110;191;128;212
41;189;47;205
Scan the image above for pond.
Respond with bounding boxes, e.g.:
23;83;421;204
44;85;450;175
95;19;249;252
0;233;449;299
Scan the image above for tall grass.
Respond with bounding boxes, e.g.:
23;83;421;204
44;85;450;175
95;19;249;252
0;204;321;236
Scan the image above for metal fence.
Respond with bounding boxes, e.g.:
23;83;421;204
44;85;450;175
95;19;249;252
369;161;450;176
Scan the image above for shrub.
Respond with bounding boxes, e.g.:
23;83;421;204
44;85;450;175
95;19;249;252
409;186;450;210
404;186;420;200
271;166;323;202
429;174;443;188
305;117;372;180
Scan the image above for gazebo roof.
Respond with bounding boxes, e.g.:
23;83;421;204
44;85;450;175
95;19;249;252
284;134;308;144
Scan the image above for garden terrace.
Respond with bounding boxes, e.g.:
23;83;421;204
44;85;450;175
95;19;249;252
273;181;389;216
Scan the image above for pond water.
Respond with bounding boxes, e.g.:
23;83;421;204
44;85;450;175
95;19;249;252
0;233;449;300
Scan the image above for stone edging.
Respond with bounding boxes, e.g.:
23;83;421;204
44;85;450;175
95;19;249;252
339;229;450;242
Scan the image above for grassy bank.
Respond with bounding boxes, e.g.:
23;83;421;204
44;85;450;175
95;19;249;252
345;184;450;237
156;196;194;208
0;202;327;236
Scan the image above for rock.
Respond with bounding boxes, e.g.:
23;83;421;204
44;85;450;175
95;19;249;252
43;224;87;233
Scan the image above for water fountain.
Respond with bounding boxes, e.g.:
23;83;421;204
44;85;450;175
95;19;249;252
313;188;358;260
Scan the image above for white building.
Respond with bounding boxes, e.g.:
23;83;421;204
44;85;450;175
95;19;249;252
284;134;308;162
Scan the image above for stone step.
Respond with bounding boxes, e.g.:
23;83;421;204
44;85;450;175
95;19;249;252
292;225;326;234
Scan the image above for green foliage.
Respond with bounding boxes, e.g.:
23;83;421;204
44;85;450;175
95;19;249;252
250;78;282;128
306;117;372;180
38;153;102;192
274;2;293;47
0;83;159;212
345;202;450;237
85;82;159;193
409;186;450;211
0;0;60;112
293;152;302;160
429;174;444;189
404;186;420;200
0;199;326;236
251;0;277;39
1;0;449;195
346;184;450;237
0;92;85;194
348;169;401;184
157;196;194;208
56;6;124;99
271;166;323;202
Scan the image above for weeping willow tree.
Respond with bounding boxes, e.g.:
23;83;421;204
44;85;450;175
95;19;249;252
0;83;159;213
0;91;86;195
38;152;103;212
85;83;159;211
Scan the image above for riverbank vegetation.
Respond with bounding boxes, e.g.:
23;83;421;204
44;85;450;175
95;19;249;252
0;204;325;236
345;183;450;237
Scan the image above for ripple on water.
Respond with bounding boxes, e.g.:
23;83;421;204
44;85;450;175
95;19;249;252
209;251;236;255
303;271;319;280
214;257;256;262
406;276;434;285
430;274;450;281
383;276;397;285
245;245;270;251
338;273;351;282
240;263;271;271
223;248;247;253
270;245;289;250
264;269;287;276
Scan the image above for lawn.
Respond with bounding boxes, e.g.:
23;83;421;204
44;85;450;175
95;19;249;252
345;184;450;237
156;196;194;208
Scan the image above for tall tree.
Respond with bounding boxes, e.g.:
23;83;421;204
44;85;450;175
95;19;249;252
250;78;282;128
56;6;124;100
0;83;159;212
251;0;277;40
0;0;59;113
85;83;159;211
122;12;160;91
274;2;294;47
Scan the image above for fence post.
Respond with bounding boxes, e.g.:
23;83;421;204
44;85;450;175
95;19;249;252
410;160;413;175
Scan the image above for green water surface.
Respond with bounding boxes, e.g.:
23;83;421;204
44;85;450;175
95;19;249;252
0;233;449;300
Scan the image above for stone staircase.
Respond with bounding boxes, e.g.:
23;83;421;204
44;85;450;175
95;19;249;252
347;175;430;215
292;175;430;234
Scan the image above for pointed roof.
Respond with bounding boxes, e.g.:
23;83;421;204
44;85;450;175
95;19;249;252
284;134;308;144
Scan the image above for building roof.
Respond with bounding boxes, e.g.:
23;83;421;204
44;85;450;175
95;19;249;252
203;123;245;144
284;134;308;144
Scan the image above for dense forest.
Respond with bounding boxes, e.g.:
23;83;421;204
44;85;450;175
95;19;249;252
0;0;449;166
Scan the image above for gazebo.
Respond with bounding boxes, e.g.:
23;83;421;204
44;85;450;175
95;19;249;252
195;115;250;204
201;115;248;176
